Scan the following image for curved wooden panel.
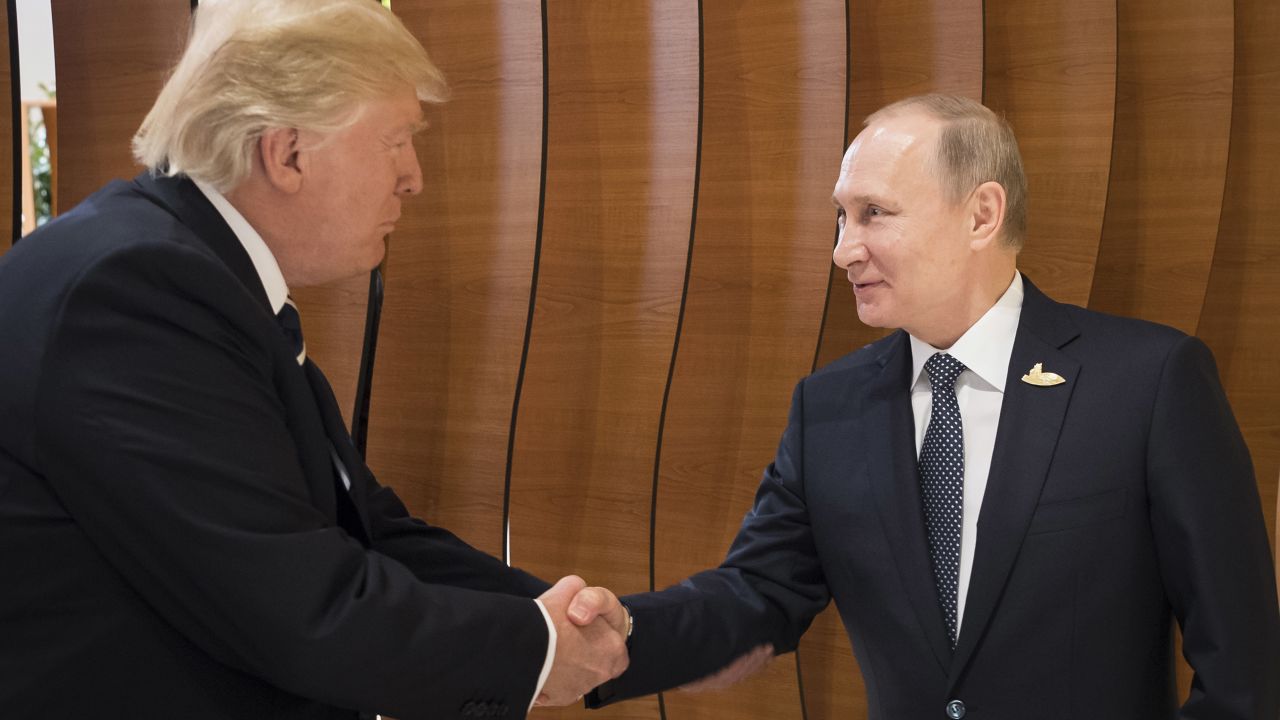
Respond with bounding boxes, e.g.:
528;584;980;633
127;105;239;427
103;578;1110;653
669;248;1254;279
653;3;845;719
983;0;1116;306
1197;0;1279;564
50;0;190;209
847;0;983;120
505;3;698;718
805;4;981;710
360;1;542;559
1087;0;1234;334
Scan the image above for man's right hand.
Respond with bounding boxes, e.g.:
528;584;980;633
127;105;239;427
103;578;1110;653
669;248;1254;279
535;575;630;706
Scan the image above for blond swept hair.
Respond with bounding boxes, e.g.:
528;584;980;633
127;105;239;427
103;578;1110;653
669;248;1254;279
133;0;448;192
866;94;1028;249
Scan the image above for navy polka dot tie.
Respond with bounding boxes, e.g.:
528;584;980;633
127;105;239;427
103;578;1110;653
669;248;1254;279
919;352;966;648
276;296;307;366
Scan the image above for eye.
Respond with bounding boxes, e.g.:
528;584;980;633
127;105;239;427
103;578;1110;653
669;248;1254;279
835;208;846;227
861;205;889;222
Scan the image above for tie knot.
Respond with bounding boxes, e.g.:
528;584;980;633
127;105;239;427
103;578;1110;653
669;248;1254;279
276;296;306;366
925;352;965;389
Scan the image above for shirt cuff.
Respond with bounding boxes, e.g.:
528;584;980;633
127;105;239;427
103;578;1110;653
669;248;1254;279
529;598;557;712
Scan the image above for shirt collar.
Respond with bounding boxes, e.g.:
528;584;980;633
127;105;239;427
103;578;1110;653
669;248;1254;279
193;179;290;315
909;271;1024;393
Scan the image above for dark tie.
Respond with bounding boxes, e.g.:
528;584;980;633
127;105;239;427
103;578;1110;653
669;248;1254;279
276;296;306;366
919;352;966;648
273;296;369;542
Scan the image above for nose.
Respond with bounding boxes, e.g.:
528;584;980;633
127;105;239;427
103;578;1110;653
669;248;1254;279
832;223;867;270
397;143;423;197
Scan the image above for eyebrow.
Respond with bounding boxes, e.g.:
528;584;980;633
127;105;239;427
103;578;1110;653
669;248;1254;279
832;193;885;209
408;117;430;135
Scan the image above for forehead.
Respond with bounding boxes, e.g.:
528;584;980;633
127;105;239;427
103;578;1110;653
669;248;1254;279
835;113;941;198
354;87;427;134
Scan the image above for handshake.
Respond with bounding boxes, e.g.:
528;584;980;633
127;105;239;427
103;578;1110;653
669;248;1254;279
533;575;775;707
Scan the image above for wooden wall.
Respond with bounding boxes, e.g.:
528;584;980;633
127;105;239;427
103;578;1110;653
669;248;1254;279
24;1;1280;717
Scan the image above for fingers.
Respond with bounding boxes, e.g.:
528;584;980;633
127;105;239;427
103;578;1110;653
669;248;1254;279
678;644;774;693
535;577;630;706
538;574;587;611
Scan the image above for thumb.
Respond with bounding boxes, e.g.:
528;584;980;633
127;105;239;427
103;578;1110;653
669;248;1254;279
569;587;626;631
566;586;609;626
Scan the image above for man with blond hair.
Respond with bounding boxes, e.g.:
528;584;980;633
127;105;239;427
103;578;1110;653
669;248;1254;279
584;94;1280;718
0;1;626;717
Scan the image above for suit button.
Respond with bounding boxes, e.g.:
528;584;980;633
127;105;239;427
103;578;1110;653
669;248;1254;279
945;699;966;719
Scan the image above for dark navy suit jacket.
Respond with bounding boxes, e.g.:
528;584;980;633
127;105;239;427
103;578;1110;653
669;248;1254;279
592;277;1280;719
0;174;550;719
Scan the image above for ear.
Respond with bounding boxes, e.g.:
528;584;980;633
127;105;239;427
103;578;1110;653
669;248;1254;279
258;127;304;194
967;180;1007;251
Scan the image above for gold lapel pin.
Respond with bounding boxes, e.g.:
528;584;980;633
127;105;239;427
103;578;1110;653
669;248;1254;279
1021;363;1066;387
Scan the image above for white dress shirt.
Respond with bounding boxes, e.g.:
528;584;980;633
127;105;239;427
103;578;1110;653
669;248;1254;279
908;272;1023;636
192;180;556;709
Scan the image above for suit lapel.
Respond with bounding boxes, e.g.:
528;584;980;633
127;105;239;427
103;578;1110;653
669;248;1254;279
947;279;1081;684
867;331;953;673
133;173;363;537
304;360;373;543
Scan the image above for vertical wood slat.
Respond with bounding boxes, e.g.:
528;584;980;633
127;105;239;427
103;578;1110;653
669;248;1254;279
983;0;1116;307
652;2;844;719
504;3;698;717
803;3;982;711
363;0;542;560
50;0;191;210
1087;0;1234;335
1197;0;1280;569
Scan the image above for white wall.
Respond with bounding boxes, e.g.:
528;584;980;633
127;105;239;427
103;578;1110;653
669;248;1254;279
16;0;57;101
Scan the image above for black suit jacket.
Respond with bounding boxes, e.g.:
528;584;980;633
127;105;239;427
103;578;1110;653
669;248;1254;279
592;278;1280;719
0;174;551;719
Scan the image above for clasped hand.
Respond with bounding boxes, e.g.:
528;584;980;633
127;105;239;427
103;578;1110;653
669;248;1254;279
534;575;630;706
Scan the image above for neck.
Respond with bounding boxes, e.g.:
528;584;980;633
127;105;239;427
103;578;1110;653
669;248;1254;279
913;266;1016;349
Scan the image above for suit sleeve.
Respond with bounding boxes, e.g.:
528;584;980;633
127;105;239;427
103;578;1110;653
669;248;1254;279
33;244;548;720
589;381;831;707
360;477;551;597
1146;336;1280;720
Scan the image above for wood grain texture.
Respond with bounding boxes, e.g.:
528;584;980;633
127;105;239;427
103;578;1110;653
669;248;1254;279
1196;0;1279;565
653;2;844;719
50;0;190;209
358;0;542;559
505;3;698;718
1087;0;1234;334
983;0;1116;306
803;3;983;717
291;273;371;433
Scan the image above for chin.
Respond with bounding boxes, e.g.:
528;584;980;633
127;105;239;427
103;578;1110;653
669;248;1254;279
855;304;893;330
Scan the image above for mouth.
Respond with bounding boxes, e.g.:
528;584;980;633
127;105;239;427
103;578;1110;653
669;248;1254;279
852;280;884;293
